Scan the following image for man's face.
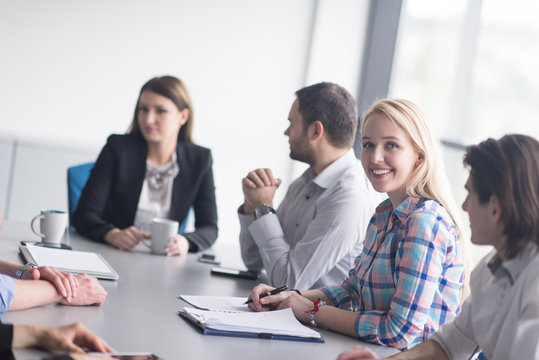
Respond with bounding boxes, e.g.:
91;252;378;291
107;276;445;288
462;175;498;246
284;98;312;163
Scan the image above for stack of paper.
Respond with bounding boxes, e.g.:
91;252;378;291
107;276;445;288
179;304;323;342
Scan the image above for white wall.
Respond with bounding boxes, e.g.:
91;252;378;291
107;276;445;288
0;0;368;244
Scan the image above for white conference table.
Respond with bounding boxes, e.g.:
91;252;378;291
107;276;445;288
0;221;398;359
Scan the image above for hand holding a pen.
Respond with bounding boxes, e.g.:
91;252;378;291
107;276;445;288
246;284;291;311
244;285;288;305
246;283;314;319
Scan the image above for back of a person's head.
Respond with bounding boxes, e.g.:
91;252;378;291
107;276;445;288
129;75;194;142
295;82;357;149
464;134;539;259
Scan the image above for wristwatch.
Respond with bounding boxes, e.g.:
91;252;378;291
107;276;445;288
15;263;37;279
254;204;276;220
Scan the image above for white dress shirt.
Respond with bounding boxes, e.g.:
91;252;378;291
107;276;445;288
430;245;539;360
238;149;378;289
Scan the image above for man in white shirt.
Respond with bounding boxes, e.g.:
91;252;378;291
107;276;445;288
336;134;539;360
238;82;377;289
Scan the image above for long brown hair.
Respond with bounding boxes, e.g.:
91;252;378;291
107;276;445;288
129;75;194;142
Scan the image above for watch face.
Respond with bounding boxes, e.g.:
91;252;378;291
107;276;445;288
255;205;275;219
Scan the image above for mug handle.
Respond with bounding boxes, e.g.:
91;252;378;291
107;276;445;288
30;214;44;238
141;236;151;249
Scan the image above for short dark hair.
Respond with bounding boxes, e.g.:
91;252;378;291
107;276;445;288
295;82;357;148
129;75;194;142
463;134;539;259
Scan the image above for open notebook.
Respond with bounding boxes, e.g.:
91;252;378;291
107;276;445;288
179;296;323;343
19;243;119;280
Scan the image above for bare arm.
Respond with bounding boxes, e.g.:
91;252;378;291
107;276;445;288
12;322;113;354
247;284;357;337
0;260;78;301
0;259;20;277
9;278;64;310
9;273;107;311
336;340;449;360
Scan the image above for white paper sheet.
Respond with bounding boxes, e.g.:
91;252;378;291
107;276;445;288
183;307;321;338
179;295;249;312
26;243;112;273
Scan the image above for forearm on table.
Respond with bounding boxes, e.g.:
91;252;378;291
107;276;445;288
12;324;43;349
10;279;62;311
309;305;358;338
300;289;329;303
0;260;20;277
385;340;448;360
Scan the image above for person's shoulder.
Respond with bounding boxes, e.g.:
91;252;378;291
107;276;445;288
410;198;451;218
105;133;143;148
521;249;539;284
329;161;372;192
406;198;456;229
178;141;213;165
180;141;211;154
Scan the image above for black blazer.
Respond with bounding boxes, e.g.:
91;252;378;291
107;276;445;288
73;133;218;252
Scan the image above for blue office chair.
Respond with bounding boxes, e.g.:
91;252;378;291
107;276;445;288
67;162;95;230
67;161;191;234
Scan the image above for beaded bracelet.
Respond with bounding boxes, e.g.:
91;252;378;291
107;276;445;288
304;298;327;327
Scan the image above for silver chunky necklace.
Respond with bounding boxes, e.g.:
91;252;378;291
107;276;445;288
145;153;179;191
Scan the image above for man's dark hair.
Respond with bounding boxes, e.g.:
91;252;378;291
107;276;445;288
295;82;357;148
463;134;539;259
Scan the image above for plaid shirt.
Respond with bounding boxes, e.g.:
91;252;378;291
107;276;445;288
321;197;464;349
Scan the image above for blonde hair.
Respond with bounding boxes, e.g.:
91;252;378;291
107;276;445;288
362;98;472;300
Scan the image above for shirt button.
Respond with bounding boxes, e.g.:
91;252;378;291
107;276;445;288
305;195;310;200
296;223;299;227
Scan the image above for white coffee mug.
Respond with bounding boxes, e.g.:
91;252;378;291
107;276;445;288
31;210;68;245
143;218;179;255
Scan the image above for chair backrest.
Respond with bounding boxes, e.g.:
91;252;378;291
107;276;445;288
67;162;95;227
179;207;193;234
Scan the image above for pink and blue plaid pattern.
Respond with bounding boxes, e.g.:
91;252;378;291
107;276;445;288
321;197;464;349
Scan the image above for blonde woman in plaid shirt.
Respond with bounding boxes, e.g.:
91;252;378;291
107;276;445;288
246;99;469;349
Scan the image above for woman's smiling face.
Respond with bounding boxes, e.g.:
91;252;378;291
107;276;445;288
361;111;422;206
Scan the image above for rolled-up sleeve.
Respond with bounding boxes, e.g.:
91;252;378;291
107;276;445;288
0;275;15;313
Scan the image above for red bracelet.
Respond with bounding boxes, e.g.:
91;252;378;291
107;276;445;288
304;298;327;327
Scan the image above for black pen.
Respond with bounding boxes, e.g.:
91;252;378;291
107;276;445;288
243;285;288;304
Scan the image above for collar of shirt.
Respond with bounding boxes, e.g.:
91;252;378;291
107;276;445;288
373;196;424;231
487;244;539;285
303;148;358;189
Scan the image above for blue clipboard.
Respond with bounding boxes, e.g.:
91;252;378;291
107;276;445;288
178;311;324;343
